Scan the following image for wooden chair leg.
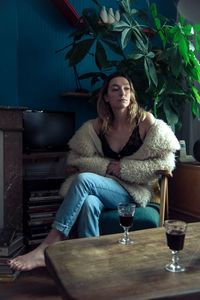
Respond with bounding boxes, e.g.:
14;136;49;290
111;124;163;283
159;176;168;227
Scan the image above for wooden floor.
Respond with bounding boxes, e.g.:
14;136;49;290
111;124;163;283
0;267;62;300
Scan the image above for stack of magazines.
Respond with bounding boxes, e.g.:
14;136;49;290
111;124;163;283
0;228;25;281
25;189;63;246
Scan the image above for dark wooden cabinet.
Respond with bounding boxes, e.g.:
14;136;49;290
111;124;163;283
0;107;74;237
0;107;24;231
169;162;200;222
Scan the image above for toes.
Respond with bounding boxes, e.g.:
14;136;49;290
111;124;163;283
8;258;23;271
7;259;15;269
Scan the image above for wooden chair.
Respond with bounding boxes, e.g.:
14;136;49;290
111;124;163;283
99;170;172;235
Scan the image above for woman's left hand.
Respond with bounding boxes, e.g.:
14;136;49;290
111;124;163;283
106;160;121;177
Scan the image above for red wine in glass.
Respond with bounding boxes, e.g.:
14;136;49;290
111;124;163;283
164;220;187;272
166;230;185;251
120;215;133;228
117;203;136;245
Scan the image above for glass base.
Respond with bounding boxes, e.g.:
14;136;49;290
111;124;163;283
165;263;185;272
118;237;133;245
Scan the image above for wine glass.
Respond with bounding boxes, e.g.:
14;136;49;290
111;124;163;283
164;219;187;272
117;203;136;245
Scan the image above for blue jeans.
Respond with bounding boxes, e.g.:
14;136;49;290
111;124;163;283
52;172;134;237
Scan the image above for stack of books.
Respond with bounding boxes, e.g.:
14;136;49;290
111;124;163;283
25;189;63;246
0;229;25;281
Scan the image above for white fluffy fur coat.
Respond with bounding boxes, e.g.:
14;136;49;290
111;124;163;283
60;119;180;207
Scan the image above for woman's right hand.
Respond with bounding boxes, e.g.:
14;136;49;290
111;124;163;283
106;160;121;177
66;166;79;176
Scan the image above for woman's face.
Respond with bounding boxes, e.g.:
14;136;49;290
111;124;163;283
104;76;131;111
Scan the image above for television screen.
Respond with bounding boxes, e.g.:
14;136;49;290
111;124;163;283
23;110;75;153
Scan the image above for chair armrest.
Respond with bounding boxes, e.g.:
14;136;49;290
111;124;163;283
155;170;172;177
155;170;172;227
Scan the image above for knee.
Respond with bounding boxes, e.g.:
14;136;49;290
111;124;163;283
81;196;96;214
73;172;94;188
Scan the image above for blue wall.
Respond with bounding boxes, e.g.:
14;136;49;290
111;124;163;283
0;0;176;128
0;1;18;106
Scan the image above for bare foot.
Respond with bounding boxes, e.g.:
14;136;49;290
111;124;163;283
8;247;45;271
8;229;65;271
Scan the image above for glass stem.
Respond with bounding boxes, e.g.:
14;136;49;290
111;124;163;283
124;227;129;242
172;250;179;266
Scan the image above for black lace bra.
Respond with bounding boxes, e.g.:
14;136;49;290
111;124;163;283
100;125;143;160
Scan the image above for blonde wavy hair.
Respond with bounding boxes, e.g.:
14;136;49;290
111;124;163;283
97;73;146;134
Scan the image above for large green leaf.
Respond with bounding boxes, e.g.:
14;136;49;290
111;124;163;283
162;77;186;96
170;88;186;96
150;3;166;47
169;47;183;77
112;21;130;32
65;47;74;60
69;25;89;41
135;40;148;54
194;34;200;52
129;52;144;60
78;71;107;87
68;39;95;66
153;95;159;117
121;28;132;48
146;52;155;59
193;25;200;51
82;9;102;35
185;52;200;82
159;46;182;78
101;39;124;57
182;24;193;35
176;34;190;64
95;41;108;70
120;0;132;14
157;82;167;96
144;57;158;87
192;86;200;104
123;12;134;25
132;31;147;50
163;100;179;131
194;24;200;31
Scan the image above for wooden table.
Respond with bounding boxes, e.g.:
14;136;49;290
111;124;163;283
45;223;200;300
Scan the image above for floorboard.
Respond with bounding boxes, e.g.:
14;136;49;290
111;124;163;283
0;268;62;300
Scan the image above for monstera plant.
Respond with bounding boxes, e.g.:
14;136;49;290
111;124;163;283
64;0;200;131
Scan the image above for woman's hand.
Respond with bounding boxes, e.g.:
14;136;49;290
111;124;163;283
106;160;121;177
66;166;79;176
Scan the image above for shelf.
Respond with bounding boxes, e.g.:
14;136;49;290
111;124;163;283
61;92;91;98
23;176;65;182
23;151;67;161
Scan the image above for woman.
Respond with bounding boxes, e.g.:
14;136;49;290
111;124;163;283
9;72;180;271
